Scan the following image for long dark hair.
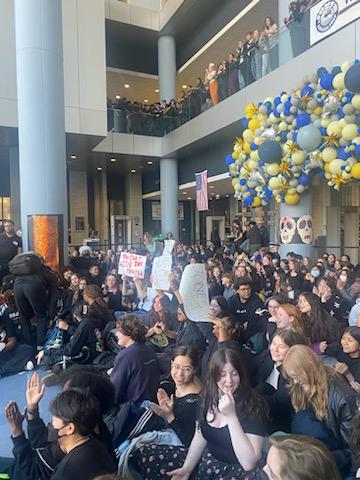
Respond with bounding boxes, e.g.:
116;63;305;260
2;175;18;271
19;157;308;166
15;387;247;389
299;292;336;342
198;348;268;427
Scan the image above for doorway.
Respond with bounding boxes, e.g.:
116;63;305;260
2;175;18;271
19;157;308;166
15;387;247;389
206;216;225;244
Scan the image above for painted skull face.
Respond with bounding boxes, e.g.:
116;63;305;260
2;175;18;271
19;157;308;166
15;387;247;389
297;215;313;244
279;216;296;244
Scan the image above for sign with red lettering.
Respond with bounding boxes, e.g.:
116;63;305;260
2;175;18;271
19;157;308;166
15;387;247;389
118;252;147;279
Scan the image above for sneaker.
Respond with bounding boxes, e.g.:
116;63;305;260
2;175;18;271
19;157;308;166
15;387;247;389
25;361;35;371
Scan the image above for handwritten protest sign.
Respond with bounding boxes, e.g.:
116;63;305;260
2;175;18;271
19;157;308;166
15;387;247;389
162;239;175;256
118;252;147;279
179;264;210;322
152;256;172;291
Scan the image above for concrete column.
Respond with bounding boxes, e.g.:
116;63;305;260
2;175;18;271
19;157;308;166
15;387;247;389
14;0;67;255
279;189;313;258
125;174;143;244
278;0;293;66
9;147;21;229
344;210;359;264
94;171;109;244
158;34;178;238
68;171;89;246
326;206;341;259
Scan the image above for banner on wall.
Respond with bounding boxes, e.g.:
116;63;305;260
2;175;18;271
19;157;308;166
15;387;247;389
151;256;172;290
151;202;184;220
310;0;360;45
118;252;147;278
279;216;313;244
179;264;210;322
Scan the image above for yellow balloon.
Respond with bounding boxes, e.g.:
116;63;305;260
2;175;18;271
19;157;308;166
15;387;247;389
332;72;345;90
322;147;337;163
329;159;345;175
324;162;331;173
250;150;259;161
234;144;242;153
353;136;360;145
232;151;239;159
279;122;288;131
351;94;360;110
292;150;305;165
266;163;280;176
248;118;260;132
342;124;358;141
269;177;282;189
314;107;323;116
248;160;258;170
243;129;254;144
321;118;330;128
327;121;342;137
245;103;258;118
243;142;251;154
341;61;351;73
351;163;360;179
235;184;241;191
284;192;300;205
252;196;261;207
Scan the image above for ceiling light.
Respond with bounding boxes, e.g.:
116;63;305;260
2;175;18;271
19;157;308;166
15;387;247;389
70;154;77;159
182;192;187;195
182;84;187;89
110;158;116;162
124;84;130;88
226;194;229;197
115;95;121;99
155;89;159;93
187;196;191;200
96;167;102;171
147;161;153;165
215;194;220;199
131;169;136;173
209;185;214;189
144;99;149;103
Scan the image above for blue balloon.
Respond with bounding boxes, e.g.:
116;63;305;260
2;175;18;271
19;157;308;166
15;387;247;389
338;147;350;160
225;154;234;165
298;173;310;185
301;86;314;97
344;63;360;93
274;97;281;106
317;67;328;78
242;118;249;128
331;66;341;76
258;140;283;164
295;113;311;129
320;73;334;90
297;125;322;151
239;178;247;185
250;143;257;151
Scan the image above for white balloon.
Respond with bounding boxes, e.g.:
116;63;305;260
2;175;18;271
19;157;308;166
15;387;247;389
296;185;305;193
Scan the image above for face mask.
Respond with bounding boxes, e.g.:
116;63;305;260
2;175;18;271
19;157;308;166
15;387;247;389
339;275;347;283
288;290;295;300
311;270;320;278
47;424;67;443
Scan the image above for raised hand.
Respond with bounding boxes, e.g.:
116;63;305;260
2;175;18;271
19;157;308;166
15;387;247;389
26;373;45;409
5;401;25;437
218;392;236;418
157;388;174;416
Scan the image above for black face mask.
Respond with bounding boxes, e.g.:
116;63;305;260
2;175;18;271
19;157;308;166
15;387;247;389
47;423;67;443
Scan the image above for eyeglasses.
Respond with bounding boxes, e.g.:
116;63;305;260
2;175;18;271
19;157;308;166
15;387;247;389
171;362;193;375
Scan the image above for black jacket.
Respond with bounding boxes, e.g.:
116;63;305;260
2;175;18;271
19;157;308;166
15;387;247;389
227;293;265;342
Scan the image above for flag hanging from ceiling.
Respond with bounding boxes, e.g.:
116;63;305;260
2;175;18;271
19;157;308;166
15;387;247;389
195;170;208;211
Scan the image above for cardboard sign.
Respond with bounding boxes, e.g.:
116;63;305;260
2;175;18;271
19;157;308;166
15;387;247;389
163;239;176;256
179;264;210;322
152;256;172;291
118;252;147;279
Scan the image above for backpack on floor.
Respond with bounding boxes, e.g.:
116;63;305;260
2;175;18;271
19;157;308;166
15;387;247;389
9;253;43;276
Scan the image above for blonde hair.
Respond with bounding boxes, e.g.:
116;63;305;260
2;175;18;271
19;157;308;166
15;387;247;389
282;345;329;421
269;435;341;480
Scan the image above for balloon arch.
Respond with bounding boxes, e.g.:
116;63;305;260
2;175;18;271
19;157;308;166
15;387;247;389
225;60;360;207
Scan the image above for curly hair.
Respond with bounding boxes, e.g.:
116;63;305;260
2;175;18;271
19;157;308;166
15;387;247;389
116;315;147;343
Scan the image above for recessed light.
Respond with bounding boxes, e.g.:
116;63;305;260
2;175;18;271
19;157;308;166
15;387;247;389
110;158;116;162
182;84;187;89
70;154;77;159
96;167;102;171
209;185;214;189
215;194;220;199
182;192;187;195
124;84;130;88
144;99;149;103
147;161;153;165
187;197;191;200
115;95;120;99
131;169;136;173
226;194;229;197
155;89;159;93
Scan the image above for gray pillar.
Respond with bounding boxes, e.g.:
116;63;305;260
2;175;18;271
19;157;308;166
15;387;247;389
158;34;178;238
14;0;67;256
278;0;293;66
9;147;21;228
279;189;313;258
125;174;143;244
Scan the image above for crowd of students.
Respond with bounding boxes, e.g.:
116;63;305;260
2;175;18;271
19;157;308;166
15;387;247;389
0;222;360;479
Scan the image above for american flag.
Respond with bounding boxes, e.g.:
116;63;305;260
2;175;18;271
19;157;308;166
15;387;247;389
195;170;208;211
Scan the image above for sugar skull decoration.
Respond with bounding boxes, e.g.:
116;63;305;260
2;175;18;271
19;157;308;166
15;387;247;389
297;215;313;244
280;216;296;244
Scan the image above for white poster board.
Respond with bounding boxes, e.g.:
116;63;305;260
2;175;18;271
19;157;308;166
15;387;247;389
152;256;172;291
118;252;147;279
162;239;175;256
179;264;210;322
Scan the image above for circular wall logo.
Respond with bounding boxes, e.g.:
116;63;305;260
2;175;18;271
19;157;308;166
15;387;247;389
316;0;339;32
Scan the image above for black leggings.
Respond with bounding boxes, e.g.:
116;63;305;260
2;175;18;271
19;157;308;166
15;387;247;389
14;277;49;348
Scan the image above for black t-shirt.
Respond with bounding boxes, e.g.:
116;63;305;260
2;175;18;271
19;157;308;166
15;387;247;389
105;291;123;311
201;410;267;464
0;234;22;265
